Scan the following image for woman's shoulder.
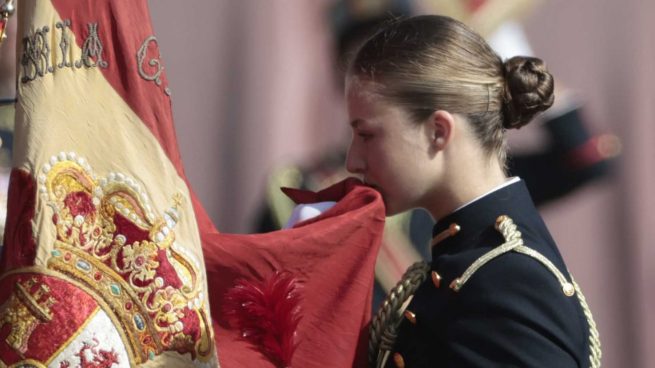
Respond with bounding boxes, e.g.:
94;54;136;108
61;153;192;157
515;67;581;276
446;219;576;305
447;233;589;345
434;215;586;331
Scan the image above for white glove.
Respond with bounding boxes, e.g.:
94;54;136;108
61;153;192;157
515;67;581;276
284;201;337;229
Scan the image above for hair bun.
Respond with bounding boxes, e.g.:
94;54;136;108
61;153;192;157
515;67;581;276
502;56;554;129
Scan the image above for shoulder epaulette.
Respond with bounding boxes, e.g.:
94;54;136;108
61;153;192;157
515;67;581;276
449;215;602;368
449;215;575;296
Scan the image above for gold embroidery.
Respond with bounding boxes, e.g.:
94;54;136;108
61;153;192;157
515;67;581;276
48;244;159;363
0;278;56;354
6;359;47;368
1;267;142;365
39;153;212;363
121;241;160;283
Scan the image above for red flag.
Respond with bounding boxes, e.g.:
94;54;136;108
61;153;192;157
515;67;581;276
206;178;385;367
1;1;216;366
0;1;386;367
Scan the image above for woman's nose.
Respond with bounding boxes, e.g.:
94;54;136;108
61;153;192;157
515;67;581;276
345;142;365;174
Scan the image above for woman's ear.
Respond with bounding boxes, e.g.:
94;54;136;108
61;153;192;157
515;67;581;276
429;110;454;150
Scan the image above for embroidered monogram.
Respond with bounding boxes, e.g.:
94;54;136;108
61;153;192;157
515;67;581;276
20;20;174;96
56;19;72;68
21;25;53;83
21;20;110;84
75;23;108;69
137;36;171;95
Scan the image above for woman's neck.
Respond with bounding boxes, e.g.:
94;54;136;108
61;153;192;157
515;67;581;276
426;160;507;221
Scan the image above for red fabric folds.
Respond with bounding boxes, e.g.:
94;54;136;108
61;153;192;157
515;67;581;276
203;178;385;368
0;169;37;273
222;271;302;368
30;2;386;366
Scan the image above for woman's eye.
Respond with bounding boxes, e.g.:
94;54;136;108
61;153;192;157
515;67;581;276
358;132;373;141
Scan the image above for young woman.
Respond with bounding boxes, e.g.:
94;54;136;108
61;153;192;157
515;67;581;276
345;15;601;367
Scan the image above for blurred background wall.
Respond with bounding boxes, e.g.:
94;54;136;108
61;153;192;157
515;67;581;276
149;1;654;366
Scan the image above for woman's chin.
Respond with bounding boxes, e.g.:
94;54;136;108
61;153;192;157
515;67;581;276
383;201;405;217
383;196;420;217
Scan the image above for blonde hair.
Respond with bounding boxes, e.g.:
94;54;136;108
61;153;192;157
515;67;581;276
349;15;554;165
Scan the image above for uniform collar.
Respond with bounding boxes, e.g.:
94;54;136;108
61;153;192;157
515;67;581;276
430;178;536;259
450;177;520;214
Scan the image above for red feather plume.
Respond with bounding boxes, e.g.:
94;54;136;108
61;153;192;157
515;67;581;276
223;271;303;368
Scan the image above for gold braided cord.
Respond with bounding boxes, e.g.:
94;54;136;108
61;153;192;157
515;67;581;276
453;217;573;294
451;237;521;290
454;215;601;367
451;216;522;291
573;278;602;368
369;261;430;368
513;245;573;293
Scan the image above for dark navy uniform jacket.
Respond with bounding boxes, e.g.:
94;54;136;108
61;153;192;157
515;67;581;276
386;180;593;367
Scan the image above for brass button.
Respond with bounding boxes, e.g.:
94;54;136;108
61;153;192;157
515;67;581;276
495;215;508;230
393;352;405;368
562;282;575;297
431;223;461;247
404;310;416;324
496;215;508;226
448;223;461;236
431;271;441;288
450;277;461;291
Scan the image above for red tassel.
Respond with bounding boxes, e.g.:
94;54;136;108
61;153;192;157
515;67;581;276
223;271;302;368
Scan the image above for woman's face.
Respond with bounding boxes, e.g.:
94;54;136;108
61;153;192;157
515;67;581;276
345;77;436;215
